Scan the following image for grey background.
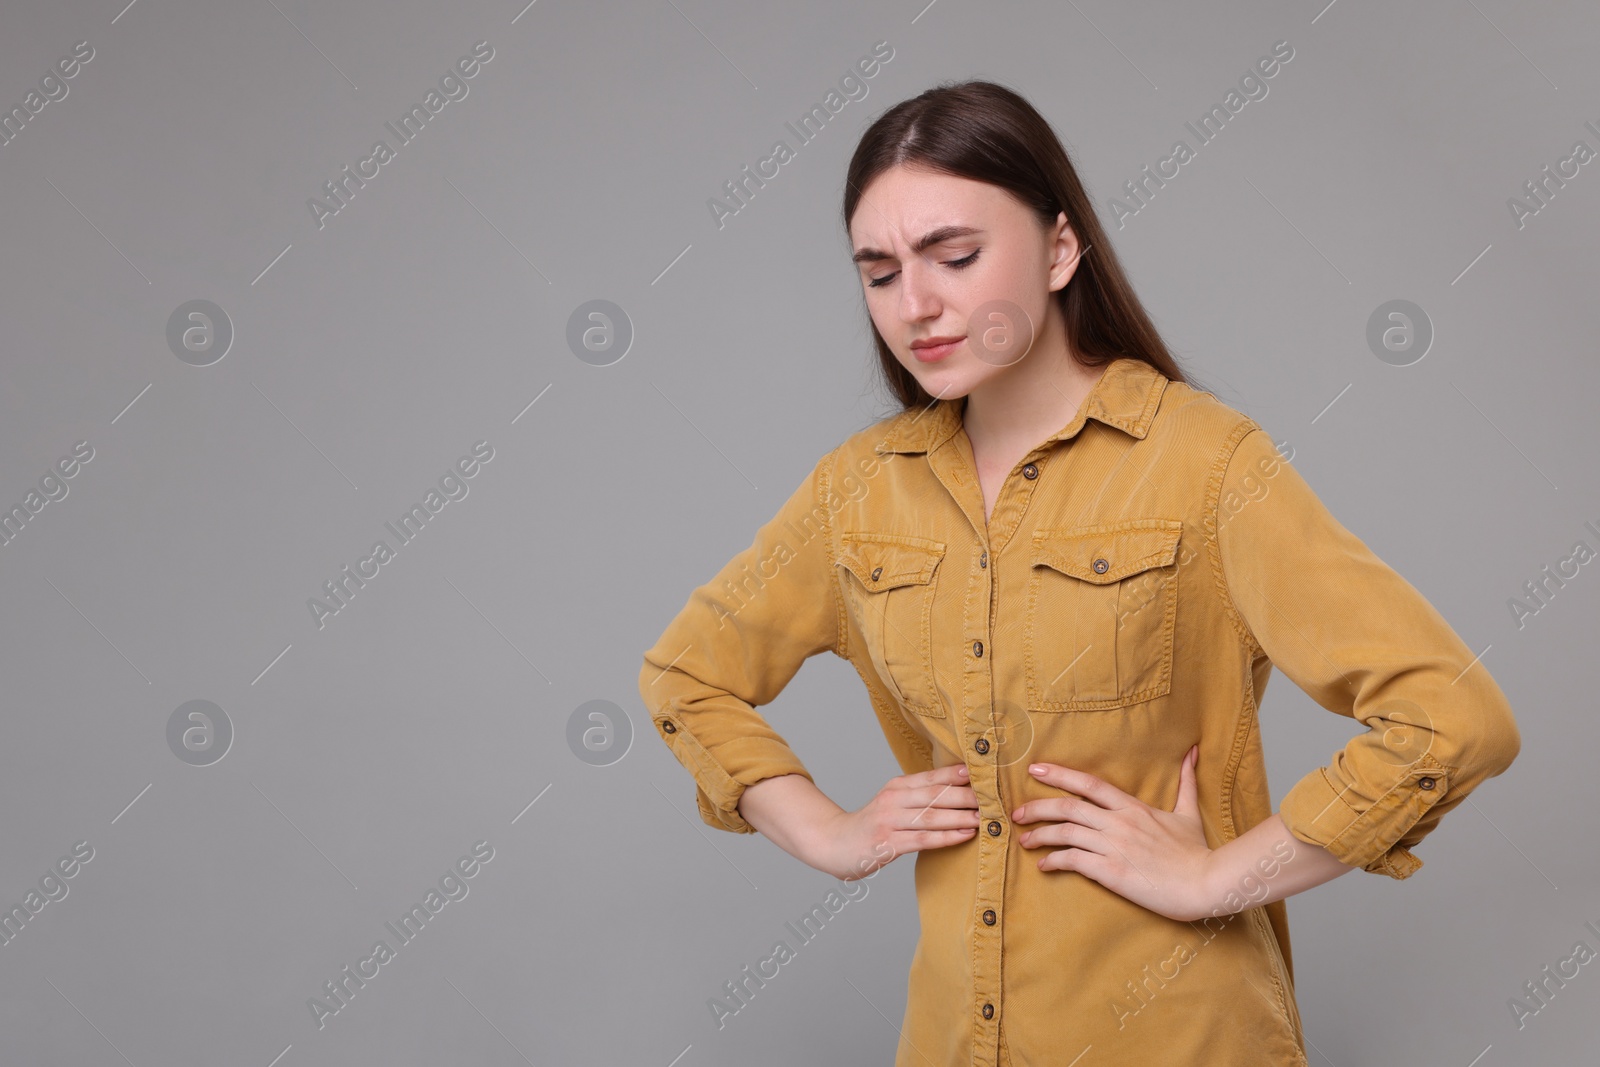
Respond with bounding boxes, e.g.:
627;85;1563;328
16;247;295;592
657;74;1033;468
0;0;1594;1064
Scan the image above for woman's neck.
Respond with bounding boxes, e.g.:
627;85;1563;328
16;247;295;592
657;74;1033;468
962;349;1109;461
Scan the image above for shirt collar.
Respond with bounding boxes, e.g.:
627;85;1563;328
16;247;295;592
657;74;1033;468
873;357;1169;456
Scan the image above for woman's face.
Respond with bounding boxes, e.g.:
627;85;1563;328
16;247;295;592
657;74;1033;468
848;164;1081;401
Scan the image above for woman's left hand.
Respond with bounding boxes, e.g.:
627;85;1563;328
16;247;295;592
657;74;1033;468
1012;744;1215;922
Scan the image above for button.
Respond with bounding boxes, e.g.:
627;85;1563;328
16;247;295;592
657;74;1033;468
974;738;989;755
1022;463;1038;480
982;909;996;925
871;566;883;581
982;1003;994;1019
987;820;1002;836
979;550;988;568
973;640;984;657
1092;557;1109;574
1419;776;1435;790
661;721;676;733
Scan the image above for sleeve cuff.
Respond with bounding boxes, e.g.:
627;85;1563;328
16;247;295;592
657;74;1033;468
1360;843;1424;880
1278;751;1450;880
654;711;813;834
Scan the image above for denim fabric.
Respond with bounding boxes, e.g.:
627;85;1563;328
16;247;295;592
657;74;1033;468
639;356;1520;1066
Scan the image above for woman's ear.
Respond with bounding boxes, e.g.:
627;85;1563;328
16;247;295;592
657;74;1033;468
1047;212;1083;292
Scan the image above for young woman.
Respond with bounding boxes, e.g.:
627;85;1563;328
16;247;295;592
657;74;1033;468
638;80;1520;1066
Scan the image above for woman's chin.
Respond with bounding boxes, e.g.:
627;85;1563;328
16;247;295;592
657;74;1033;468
911;364;986;401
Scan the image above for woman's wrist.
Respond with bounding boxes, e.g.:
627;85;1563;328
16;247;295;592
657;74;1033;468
737;774;846;871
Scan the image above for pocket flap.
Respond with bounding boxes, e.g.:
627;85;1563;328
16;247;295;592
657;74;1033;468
1031;520;1183;585
838;532;946;591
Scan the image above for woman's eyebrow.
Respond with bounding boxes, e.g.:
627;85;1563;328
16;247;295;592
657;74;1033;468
851;225;983;265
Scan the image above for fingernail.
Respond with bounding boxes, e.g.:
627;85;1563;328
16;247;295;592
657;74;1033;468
1028;764;1044;775
957;765;969;776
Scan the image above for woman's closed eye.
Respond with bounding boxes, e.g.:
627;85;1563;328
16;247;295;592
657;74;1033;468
867;249;982;289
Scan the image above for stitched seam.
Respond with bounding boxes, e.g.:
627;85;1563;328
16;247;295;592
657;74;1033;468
1220;649;1258;841
1023;563;1045;708
839;554;940;587
819;445;847;660
1323;749;1449;854
1206;418;1267;656
915;559;939;714
1033;541;1181;583
1030;687;1175;711
837;533;945;588
1247;909;1289;1035
1245;906;1307;1064
1155;550;1178;696
1225;657;1305;1060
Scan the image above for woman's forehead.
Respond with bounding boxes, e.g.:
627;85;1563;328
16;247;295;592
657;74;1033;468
850;173;1015;248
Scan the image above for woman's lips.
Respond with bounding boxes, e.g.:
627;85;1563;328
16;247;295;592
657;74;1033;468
912;338;965;362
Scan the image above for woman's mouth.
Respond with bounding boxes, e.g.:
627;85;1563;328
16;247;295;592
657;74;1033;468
910;336;965;362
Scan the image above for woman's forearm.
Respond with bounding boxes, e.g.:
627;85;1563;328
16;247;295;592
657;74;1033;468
737;774;845;870
1202;813;1356;915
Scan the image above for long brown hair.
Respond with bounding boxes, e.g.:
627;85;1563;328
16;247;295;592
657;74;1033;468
842;79;1199;411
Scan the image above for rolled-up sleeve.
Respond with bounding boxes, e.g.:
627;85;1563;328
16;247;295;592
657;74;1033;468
1211;425;1522;879
638;450;843;834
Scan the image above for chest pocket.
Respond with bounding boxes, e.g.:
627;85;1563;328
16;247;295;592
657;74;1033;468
836;532;946;717
1024;519;1183;711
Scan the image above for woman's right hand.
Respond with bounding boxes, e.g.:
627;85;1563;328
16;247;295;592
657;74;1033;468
813;764;980;881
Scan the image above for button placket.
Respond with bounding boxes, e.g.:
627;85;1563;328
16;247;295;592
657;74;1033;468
931;433;1024;1065
964;630;1005;1062
962;461;1059;1052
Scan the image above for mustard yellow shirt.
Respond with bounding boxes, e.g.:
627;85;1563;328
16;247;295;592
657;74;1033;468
638;356;1521;1066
